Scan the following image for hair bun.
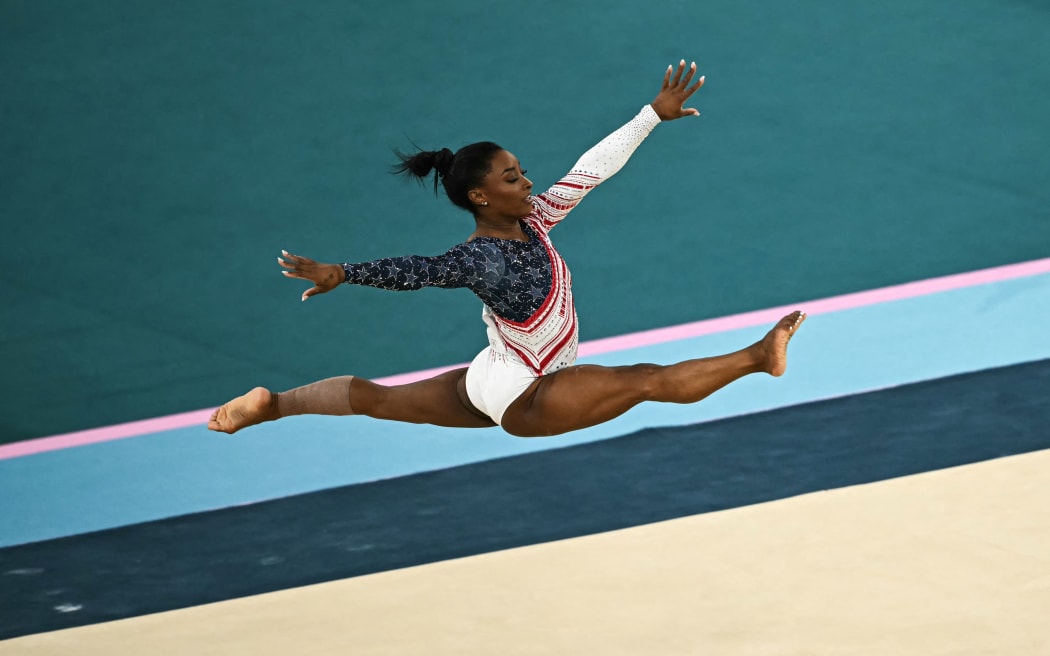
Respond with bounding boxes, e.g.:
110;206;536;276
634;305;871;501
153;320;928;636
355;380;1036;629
433;148;454;177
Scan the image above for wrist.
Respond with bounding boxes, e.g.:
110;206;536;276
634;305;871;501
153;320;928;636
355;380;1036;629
642;103;664;125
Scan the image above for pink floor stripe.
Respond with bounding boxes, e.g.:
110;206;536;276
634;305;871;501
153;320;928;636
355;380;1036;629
581;257;1050;356
3;257;1048;461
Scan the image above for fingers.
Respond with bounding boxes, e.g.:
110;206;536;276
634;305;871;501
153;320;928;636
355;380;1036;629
279;250;316;264
678;73;704;117
278;249;317;274
278;249;314;267
687;73;705;95
680;60;697;88
670;59;685;86
662;64;672;90
668;60;698;89
279;249;315;290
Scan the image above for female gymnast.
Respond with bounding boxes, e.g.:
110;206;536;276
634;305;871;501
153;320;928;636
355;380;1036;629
209;60;806;438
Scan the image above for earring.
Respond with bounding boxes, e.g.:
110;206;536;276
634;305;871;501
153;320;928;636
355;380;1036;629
481;201;489;206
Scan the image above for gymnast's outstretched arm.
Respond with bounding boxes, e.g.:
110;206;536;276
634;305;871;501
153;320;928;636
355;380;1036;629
529;60;705;231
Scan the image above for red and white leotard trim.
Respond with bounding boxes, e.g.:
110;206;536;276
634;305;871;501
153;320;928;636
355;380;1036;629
482;104;662;375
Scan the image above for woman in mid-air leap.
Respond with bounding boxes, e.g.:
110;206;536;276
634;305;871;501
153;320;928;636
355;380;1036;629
209;60;806;438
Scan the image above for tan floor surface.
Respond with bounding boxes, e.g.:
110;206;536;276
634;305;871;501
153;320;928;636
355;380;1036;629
5;449;1049;655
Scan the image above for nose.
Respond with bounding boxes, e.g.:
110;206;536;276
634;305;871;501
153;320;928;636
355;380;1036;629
523;175;533;191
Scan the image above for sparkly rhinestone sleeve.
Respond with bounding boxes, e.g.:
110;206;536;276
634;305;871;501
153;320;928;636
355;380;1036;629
342;228;556;322
530;105;661;231
342;241;505;293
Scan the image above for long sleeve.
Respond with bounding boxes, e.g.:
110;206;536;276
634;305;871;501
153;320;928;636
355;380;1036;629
529;104;662;231
342;237;560;323
343;242;500;292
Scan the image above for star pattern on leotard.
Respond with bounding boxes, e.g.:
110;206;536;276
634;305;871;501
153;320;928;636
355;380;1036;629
342;222;554;323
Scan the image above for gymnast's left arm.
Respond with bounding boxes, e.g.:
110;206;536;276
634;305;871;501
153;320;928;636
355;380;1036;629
530;60;705;230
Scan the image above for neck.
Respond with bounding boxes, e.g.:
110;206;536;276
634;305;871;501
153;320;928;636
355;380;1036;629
472;216;528;241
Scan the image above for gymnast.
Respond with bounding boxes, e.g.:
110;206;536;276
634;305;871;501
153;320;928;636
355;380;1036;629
209;60;806;438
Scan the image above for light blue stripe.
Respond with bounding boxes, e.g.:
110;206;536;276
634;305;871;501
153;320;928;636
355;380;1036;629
1;273;1047;547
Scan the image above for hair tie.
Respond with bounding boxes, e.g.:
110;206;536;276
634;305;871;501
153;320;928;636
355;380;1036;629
433;148;454;177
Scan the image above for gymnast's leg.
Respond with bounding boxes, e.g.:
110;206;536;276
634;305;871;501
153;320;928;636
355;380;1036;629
207;367;496;434
500;311;806;438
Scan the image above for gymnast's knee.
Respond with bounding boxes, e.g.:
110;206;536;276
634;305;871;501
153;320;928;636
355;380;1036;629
620;363;664;401
344;377;389;418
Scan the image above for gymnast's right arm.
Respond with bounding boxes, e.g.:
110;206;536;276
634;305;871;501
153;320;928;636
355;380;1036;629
278;243;494;302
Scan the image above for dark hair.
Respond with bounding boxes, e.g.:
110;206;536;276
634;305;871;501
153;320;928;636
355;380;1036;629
393;141;504;213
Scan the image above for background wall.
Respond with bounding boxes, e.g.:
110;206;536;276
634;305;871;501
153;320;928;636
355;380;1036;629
2;0;1048;441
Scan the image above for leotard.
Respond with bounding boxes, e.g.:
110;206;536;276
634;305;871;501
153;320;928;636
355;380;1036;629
343;104;662;375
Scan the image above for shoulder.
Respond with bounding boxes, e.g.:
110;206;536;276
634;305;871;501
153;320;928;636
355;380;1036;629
446;239;506;266
449;238;503;256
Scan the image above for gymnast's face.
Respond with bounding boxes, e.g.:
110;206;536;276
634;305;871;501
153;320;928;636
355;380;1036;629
472;150;534;218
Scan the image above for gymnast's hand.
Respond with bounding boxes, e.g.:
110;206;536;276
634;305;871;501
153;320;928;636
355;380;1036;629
650;59;705;121
278;250;344;302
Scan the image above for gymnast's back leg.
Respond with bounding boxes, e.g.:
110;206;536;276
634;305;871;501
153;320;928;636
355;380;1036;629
208;368;496;434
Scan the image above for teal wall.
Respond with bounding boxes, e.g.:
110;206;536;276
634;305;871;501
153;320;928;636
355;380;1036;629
2;0;1048;441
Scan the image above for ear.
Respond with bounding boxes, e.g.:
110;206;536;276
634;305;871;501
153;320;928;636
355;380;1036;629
468;189;487;206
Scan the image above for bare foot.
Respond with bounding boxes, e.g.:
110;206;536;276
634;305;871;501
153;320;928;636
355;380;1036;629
208;387;278;434
758;311;806;377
